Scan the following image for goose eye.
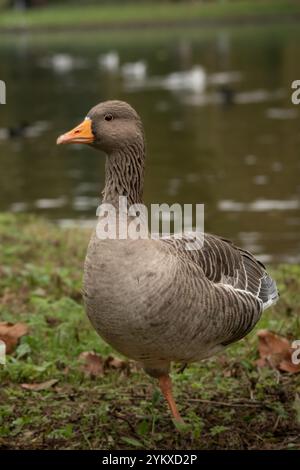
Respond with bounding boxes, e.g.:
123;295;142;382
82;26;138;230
104;114;113;122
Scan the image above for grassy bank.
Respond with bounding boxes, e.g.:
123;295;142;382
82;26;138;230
0;1;300;32
0;213;299;450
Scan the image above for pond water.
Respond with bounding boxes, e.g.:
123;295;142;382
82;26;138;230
0;25;299;263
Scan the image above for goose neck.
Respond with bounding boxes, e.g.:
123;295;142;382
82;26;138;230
102;142;145;208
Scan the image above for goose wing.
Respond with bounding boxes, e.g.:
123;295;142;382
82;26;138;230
163;233;278;309
161;233;278;345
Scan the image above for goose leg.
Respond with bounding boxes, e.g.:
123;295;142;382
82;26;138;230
158;375;184;424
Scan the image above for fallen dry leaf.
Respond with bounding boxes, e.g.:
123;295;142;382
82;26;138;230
0;322;29;354
104;355;128;371
256;329;300;374
79;351;104;377
21;379;58;391
78;352;129;377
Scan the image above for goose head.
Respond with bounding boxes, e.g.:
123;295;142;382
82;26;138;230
56;100;144;155
57;100;145;205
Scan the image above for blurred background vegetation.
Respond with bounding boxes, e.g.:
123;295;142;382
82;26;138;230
1;0;299;9
1;0;250;8
1;0;281;7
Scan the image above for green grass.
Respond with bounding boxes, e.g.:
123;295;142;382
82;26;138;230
0;1;300;31
0;213;299;450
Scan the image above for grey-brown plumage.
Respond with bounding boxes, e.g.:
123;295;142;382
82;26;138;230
57;100;279;423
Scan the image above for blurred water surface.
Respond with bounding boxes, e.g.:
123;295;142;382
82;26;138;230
0;25;299;263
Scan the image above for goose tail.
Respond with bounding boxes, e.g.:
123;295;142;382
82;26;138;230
259;273;279;310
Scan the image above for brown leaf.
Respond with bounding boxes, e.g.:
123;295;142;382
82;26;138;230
79;351;104;377
279;359;300;374
0;322;29;354
104;355;128;371
256;329;300;374
21;379;58;391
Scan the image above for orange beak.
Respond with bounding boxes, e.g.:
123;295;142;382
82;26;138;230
56;118;95;145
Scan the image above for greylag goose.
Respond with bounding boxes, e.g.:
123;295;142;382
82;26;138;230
57;100;278;424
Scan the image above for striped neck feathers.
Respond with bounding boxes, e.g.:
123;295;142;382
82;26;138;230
102;140;145;207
